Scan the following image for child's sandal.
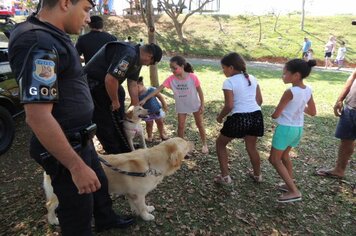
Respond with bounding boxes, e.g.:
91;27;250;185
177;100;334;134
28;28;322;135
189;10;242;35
214;174;232;185
248;171;263;183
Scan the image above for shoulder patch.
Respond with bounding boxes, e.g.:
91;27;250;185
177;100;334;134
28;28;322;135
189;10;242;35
33;59;57;84
118;59;129;71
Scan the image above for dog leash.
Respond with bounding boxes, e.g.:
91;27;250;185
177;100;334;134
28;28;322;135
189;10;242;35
97;156;161;177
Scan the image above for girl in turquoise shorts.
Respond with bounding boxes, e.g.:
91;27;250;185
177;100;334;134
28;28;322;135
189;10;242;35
269;59;317;203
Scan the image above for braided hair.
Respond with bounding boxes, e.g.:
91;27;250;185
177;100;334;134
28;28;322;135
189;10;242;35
221;52;251;86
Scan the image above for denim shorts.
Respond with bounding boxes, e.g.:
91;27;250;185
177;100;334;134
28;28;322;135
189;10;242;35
272;125;303;150
335;106;356;140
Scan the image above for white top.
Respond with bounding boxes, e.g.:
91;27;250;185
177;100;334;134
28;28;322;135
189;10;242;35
163;73;201;113
222;73;261;114
324;40;335;53
275;86;312;127
336;47;347;60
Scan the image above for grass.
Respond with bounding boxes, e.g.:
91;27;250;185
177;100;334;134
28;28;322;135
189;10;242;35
104;63;355;235
1;62;354;235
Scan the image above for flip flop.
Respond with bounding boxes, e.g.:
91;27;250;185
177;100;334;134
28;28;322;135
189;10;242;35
315;169;343;179
277;196;302;203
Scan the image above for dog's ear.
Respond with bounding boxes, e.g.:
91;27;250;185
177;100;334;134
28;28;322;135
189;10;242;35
168;143;184;168
126;106;134;119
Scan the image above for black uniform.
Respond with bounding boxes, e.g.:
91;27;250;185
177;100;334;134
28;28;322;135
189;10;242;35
76;30;117;64
8;16;118;236
84;42;142;154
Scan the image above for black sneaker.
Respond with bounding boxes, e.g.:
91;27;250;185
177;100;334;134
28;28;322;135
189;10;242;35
95;216;135;232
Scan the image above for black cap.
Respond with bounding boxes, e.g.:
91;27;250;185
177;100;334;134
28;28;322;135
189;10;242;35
88;0;96;7
149;43;162;64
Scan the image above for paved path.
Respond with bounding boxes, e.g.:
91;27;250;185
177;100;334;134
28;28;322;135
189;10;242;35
162;56;354;73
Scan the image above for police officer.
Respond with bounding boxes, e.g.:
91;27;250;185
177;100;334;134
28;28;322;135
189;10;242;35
84;41;162;154
76;15;117;64
8;0;134;235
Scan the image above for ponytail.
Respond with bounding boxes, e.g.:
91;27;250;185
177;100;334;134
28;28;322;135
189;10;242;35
170;55;194;73
285;59;316;79
184;62;194;73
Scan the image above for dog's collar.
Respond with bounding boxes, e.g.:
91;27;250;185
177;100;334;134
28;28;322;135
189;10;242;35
124;118;135;124
98;156;162;177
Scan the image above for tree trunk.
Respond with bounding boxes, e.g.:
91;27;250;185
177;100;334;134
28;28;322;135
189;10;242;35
146;0;159;87
172;20;185;42
301;0;305;30
258;16;262;43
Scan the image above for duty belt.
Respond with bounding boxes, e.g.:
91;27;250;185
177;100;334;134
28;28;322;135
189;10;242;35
39;123;97;159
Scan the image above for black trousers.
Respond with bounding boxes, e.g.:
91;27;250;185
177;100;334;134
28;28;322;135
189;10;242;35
91;84;131;154
31;140;117;236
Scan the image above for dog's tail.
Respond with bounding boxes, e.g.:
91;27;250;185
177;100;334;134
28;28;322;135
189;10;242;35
43;172;59;225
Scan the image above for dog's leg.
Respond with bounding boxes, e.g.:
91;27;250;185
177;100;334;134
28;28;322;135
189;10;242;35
127;137;135;151
146;205;155;213
134;195;155;221
139;129;147;149
43;172;59;225
126;194;139;215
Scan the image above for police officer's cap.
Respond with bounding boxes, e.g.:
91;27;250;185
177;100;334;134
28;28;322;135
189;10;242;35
148;43;163;64
88;0;96;7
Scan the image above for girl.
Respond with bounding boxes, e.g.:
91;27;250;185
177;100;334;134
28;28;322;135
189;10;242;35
139;56;208;154
137;76;169;142
324;36;336;69
269;59;317;203
214;52;264;185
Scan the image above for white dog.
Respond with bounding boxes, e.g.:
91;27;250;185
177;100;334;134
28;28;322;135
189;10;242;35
43;137;193;224
123;105;148;151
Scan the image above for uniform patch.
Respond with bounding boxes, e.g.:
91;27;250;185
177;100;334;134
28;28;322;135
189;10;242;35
118;60;129;71
33;59;56;84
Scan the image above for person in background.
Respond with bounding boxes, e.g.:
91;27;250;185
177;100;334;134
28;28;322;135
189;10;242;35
75;15;117;64
8;0;134;234
335;41;347;70
137;76;169;142
306;48;314;61
138;38;144;46
214;52;264;185
302;37;312;60
124;35;133;45
269;59;316;203
139;55;209;154
324;36;336;69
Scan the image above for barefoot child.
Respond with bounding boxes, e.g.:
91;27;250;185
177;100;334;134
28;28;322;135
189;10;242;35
139;56;209;154
137;76;168;141
214;52;264;185
269;59;317;203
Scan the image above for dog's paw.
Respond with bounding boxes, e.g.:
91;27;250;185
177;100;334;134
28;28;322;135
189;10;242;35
141;213;155;221
47;215;59;225
147;205;155;213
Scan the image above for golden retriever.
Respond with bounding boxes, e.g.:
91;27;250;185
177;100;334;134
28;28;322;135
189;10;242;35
44;137;193;223
123;105;149;151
